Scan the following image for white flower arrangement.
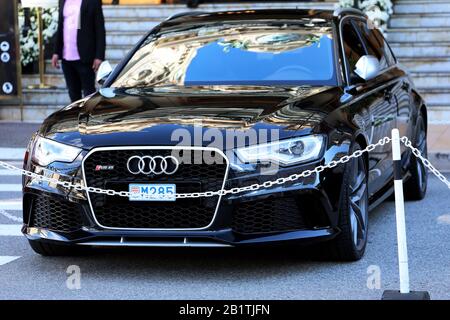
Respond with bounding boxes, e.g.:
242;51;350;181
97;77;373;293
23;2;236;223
19;7;59;67
336;0;393;32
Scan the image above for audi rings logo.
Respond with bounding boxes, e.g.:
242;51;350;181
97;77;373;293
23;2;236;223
126;155;179;175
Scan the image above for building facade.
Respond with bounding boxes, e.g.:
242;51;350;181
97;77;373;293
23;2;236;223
1;0;449;132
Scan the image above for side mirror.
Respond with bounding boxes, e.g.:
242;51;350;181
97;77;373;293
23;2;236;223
354;55;380;81
96;61;113;85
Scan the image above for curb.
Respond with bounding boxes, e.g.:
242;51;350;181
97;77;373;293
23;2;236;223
429;152;450;172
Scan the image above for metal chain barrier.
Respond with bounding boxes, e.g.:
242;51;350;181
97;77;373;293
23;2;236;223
0;137;390;199
401;136;450;190
0;135;448;199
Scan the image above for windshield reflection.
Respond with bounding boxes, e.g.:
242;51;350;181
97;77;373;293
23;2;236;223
111;20;335;88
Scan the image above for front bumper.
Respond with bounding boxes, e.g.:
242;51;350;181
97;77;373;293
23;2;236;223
22;179;341;248
23;225;339;247
22;144;348;248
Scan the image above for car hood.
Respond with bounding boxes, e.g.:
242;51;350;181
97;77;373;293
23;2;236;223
39;85;342;150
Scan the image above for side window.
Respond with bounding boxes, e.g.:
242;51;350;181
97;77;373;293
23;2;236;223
341;20;367;83
373;29;397;67
354;20;388;69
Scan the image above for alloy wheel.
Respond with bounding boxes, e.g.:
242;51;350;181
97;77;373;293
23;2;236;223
349;155;369;251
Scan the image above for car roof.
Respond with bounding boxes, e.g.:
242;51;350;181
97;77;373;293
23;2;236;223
161;8;366;27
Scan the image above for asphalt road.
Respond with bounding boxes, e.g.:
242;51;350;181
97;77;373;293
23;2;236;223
0;162;449;299
0;122;39;148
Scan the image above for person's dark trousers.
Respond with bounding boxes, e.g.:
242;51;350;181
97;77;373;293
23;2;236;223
61;60;96;102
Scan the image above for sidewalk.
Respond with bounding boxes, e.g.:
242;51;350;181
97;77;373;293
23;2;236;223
428;124;450;171
0;121;448;170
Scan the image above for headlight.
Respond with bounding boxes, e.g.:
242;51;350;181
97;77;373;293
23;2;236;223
235;135;324;166
32;136;82;166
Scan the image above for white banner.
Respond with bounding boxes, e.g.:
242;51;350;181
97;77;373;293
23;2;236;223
21;0;58;9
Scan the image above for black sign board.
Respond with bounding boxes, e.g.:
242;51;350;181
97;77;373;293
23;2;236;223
0;0;21;101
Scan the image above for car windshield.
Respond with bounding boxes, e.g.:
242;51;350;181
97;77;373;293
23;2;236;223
110;19;337;88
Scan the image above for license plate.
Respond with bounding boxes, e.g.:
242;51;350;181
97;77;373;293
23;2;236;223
128;184;176;202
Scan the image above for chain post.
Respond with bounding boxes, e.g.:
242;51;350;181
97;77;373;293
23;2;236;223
392;129;410;294
382;129;430;300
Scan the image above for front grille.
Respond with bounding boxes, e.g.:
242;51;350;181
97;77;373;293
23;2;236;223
31;196;83;232
232;197;306;234
83;148;228;229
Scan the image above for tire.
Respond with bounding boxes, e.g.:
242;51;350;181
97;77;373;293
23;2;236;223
327;142;369;261
28;240;88;256
404;114;428;201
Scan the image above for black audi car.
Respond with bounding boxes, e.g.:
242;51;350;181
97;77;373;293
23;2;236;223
22;8;428;260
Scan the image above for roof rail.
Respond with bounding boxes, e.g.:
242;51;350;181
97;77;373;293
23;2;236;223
165;11;208;21
333;8;366;18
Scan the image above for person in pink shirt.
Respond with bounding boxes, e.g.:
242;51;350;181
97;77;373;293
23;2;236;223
52;0;105;102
